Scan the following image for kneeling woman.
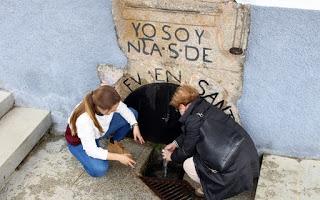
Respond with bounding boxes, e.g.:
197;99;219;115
65;85;145;177
162;85;259;200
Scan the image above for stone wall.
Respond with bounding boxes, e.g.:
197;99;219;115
1;1;320;159
99;0;250;122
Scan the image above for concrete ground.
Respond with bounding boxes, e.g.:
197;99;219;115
255;154;320;200
0;133;257;200
0;134;159;200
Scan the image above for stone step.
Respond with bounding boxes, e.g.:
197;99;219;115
0;90;14;119
0;107;51;190
255;154;320;200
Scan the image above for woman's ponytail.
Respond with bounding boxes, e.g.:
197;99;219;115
84;92;103;133
69;85;121;136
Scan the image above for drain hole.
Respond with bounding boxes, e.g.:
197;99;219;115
141;176;195;200
141;146;200;200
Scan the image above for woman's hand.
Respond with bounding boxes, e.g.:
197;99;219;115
133;125;145;144
107;152;136;168
164;142;177;152
162;149;172;162
118;154;136;168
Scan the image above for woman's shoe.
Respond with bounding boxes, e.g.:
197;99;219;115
195;187;205;198
108;141;130;155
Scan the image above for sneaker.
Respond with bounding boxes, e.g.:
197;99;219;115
195;187;205;198
108;141;130;155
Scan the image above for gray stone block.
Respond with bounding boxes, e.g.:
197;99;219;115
0;107;51;190
255;154;320;200
0;90;14;119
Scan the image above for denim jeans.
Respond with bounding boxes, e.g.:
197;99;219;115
67;108;138;177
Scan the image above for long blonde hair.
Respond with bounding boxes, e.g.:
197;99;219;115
69;85;121;136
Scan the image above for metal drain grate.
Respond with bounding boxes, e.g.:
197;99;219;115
141;176;195;200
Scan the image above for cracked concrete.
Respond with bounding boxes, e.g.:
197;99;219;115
255;154;320;200
0;134;158;200
6;135;319;200
1;133;257;200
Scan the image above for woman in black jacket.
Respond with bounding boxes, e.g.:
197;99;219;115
162;85;259;200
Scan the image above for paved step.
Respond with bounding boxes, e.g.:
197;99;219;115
0;107;51;190
0;90;14;119
255;154;320;200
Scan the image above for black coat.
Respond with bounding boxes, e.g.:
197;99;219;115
171;98;260;200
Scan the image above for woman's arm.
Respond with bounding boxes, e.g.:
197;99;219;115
116;101;137;126
77;115;137;167
76;114;109;160
116;102;145;144
171;116;201;163
107;152;136;168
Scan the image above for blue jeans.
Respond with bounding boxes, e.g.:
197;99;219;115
67;108;138;177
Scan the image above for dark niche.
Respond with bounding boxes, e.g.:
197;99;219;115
124;83;182;144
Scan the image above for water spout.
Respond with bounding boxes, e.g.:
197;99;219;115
163;160;168;178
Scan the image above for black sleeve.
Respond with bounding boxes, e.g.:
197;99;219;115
171;116;201;163
174;134;184;147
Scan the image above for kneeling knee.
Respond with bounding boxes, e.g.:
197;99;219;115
183;157;193;172
87;164;109;177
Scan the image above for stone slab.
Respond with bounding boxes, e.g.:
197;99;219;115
0;107;51;190
98;0;251;123
0;136;158;200
0;90;14;119
255;154;320;200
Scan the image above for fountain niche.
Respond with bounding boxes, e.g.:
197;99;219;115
124;83;182;144
98;0;251;198
124;83;186;180
124;83;195;199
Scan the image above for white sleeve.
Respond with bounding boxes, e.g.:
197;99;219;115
116;101;137;126
76;115;108;160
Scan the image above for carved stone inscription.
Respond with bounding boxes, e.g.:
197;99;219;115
98;0;250;122
127;22;213;63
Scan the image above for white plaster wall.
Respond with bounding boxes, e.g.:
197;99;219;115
0;0;127;131
238;6;320;159
237;0;320;11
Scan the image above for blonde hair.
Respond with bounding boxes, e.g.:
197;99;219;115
170;85;199;108
69;85;121;136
